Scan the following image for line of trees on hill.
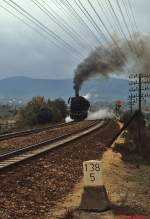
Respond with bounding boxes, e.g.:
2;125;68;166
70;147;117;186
17;96;68;126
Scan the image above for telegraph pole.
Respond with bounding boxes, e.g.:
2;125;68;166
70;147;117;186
130;93;133;113
128;93;134;113
138;74;142;113
138;74;142;153
129;73;150;113
129;73;150;153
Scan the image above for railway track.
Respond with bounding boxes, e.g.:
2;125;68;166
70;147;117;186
0;121;75;141
0;120;108;171
0;120;96;155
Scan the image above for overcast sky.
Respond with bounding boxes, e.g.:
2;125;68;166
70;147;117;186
0;0;150;80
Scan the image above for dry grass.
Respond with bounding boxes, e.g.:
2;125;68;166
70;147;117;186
102;149;150;216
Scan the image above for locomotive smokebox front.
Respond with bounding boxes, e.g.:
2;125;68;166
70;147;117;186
69;91;90;121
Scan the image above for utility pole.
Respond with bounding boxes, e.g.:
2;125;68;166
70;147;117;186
128;93;133;113
128;92;137;113
128;81;137;113
129;73;150;112
129;73;150;153
138;74;142;153
130;94;133;113
138;74;142;113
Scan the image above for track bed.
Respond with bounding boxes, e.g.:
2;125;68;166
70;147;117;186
0;120;120;219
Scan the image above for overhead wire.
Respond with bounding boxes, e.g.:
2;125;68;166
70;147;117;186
2;0;80;57
1;0;59;48
53;0;90;39
59;0;102;45
97;0;122;36
89;0;132;75
121;0;136;35
75;0;134;73
116;0;143;65
96;0;131;74
120;0;143;56
41;0;142;71
31;0;91;52
0;3;62;50
87;0;126;58
115;0;138;55
75;0;130;74
1;0;142;74
125;0;144;52
97;0;134;73
74;0;127;62
101;0;124;39
40;0;94;51
66;0;130;75
126;0;139;33
112;0;142;71
74;0;124;62
106;0;133;53
75;0;112;47
102;0;138;74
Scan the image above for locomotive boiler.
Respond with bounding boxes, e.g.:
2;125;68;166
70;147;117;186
68;91;90;121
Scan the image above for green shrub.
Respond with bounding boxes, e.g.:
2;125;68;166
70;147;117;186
18;96;67;126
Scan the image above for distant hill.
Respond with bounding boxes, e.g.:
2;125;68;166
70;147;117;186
82;77;129;102
0;76;73;100
0;76;129;103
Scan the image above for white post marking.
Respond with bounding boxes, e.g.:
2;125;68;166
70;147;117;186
83;160;103;187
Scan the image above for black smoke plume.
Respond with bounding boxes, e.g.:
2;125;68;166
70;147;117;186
73;34;146;94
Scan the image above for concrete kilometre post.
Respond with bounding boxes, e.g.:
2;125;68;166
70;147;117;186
80;160;110;212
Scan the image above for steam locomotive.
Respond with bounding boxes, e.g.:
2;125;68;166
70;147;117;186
68;91;90;121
